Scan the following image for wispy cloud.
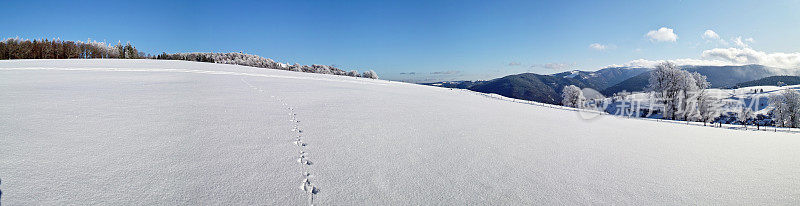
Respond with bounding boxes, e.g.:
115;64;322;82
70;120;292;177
589;43;607;51
430;70;461;75
606;58;731;68
527;62;574;71
544;63;571;70
508;62;521;66
646;27;678;42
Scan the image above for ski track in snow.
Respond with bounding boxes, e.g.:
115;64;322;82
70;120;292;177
240;78;318;205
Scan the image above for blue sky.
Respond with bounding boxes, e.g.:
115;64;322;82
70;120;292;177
2;0;799;82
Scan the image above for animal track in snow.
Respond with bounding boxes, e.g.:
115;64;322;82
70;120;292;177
301;176;319;194
293;139;307;147
298;157;313;165
241;77;318;205
300;173;319;205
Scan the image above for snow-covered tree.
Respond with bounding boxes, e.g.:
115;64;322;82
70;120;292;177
362;70;379;79
647;62;710;121
561;85;585;108
346;70;360;77
696;94;720;126
683;72;712;121
739;106;755;129
770;89;800;128
124;43;138;59
648;62;682;119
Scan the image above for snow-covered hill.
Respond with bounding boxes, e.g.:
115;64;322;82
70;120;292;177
1;59;799;205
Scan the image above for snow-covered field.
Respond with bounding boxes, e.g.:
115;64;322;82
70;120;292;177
1;59;799;205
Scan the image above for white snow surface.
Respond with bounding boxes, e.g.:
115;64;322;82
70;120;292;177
1;59;800;205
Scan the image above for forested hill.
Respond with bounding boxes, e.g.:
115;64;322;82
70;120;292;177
424;65;799;104
735;76;800;88
424;67;648;104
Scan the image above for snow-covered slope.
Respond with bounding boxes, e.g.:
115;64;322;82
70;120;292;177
1;59;799;205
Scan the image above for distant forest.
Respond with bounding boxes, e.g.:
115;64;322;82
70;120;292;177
735;76;800;88
0;37;378;79
0;38;145;59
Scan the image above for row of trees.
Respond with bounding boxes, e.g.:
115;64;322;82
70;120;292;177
1;37;379;79
0;38;144;60
155;52;378;79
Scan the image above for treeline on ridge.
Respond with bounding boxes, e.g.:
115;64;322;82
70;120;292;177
155;52;378;79
0;37;378;79
0;38;144;59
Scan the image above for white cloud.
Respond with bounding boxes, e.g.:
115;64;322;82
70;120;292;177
701;29;728;45
508;62;521;66
702;30;720;40
646;27;678;42
701;47;800;68
589;43;607;51
544;63;570;70
606;47;800;69
731;36;754;48
430;70;461;75
608;58;731;68
733;36;749;48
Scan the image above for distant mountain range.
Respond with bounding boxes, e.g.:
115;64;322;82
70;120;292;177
601;65;800;95
423;65;800;104
735;75;800;88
